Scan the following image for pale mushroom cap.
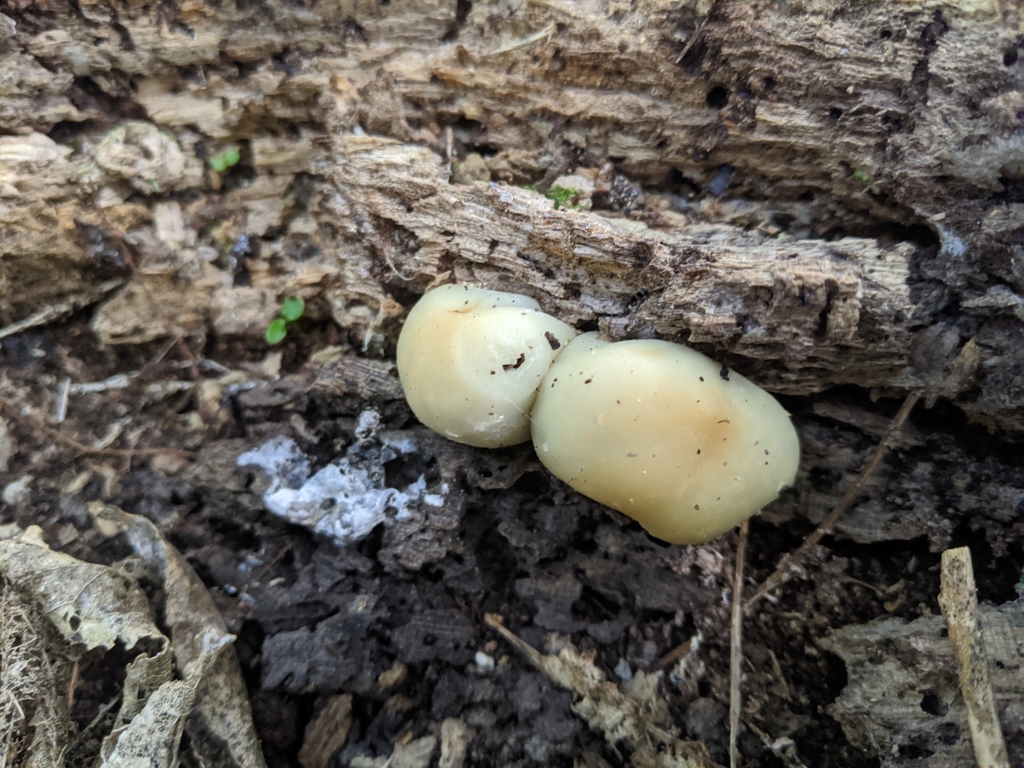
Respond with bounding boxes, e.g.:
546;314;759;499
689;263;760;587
530;333;800;544
396;284;577;448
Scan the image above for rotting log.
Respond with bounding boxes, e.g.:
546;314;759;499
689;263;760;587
327;134;918;397
0;0;1021;433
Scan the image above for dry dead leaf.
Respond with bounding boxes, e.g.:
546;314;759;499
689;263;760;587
89;503;267;768
0;510;267;768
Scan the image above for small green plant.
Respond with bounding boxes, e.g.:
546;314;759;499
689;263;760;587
209;147;241;173
265;296;305;345
851;169;873;184
544;185;583;210
522;184;584;209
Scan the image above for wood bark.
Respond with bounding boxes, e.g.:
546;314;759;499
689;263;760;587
0;0;1021;433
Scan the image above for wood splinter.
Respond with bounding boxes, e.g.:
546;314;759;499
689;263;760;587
938;547;1010;768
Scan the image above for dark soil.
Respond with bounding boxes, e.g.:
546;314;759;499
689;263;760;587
1;315;1023;768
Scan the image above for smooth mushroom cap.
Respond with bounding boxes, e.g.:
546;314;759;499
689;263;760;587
396;284;577;448
530;333;800;544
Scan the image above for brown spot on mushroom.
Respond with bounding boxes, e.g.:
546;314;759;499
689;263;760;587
503;353;526;371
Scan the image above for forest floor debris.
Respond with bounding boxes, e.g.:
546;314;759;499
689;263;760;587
0;508;264;768
484;613;720;768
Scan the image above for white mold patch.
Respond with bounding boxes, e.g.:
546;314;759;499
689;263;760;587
237;410;446;546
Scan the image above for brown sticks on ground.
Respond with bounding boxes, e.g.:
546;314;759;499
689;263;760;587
938;547;1010;768
729;520;750;768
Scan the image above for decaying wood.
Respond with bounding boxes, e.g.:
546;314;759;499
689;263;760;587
328;134;917;397
938;547;1010;768
0;0;1022;433
820;601;1024;766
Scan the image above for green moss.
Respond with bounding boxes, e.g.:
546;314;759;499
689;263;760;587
544;185;581;210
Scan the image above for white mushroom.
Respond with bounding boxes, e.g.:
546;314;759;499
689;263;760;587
530;333;800;544
396;285;577;448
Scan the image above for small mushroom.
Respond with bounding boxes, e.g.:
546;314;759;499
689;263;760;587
530;333;800;544
396;284;577;448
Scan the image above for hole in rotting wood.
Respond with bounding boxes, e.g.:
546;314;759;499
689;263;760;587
443;116;500;161
815;279;840;340
667;168;701;201
1005;47;1019;66
880;29;892;40
827;107;843;124
919;691;948;717
705;85;729;109
49;119;91;145
442;0;473;43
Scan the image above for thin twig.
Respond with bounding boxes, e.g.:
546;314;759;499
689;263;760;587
0;305;75;341
63;692;122;755
650;635;694;671
938;547;1010;768
744;393;919;611
67;374;134;395
490;23;556;55
54;378;71;423
0;279;124;340
730;519;749;768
